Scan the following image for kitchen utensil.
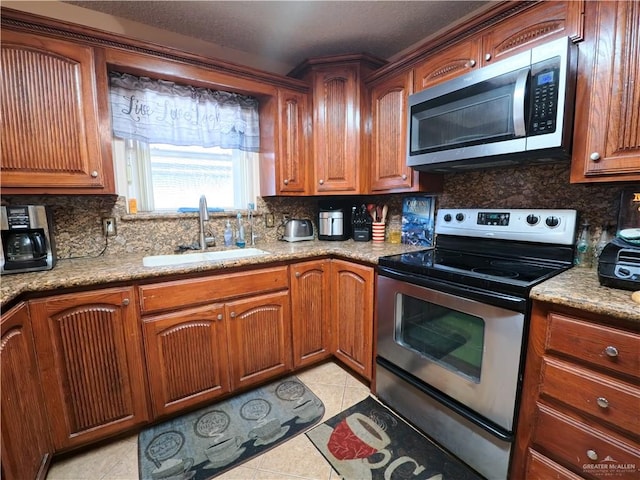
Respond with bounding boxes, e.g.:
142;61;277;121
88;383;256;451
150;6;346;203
381;205;388;224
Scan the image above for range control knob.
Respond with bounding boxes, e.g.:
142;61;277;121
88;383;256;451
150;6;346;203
526;214;540;226
443;214;452;222
455;213;465;222
546;216;560;228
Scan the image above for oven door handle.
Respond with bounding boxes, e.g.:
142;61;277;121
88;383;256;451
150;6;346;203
378;266;527;313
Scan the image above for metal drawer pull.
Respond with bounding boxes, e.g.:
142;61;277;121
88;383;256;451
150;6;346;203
604;346;619;357
122;298;130;306
586;450;598;461
217;314;223;320
230;312;236;318
596;397;609;409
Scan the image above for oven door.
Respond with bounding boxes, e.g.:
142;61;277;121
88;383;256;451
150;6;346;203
377;274;525;432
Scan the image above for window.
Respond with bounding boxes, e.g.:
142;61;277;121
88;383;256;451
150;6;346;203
109;72;260;213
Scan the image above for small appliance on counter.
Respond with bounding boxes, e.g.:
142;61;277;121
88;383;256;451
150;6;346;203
281;219;314;242
318;201;351;241
1;205;56;274
598;187;640;290
598;187;640;291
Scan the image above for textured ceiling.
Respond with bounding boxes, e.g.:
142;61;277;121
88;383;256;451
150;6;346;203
63;1;492;70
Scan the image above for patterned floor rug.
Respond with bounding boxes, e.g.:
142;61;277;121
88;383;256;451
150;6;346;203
138;376;324;480
306;396;483;480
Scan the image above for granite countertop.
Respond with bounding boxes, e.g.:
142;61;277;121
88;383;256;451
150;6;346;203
530;267;640;323
3;241;638;326
0;239;423;308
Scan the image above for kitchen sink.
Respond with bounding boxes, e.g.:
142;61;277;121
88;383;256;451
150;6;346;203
142;248;270;267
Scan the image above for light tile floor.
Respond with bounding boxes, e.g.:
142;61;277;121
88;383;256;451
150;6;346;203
46;361;370;480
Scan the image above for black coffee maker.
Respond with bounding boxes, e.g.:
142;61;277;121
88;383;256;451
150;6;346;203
1;205;56;274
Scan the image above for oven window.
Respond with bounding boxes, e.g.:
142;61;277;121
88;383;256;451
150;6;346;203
395;293;484;383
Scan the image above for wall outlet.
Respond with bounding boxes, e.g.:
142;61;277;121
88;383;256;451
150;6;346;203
102;217;116;237
265;213;275;228
282;213;291;223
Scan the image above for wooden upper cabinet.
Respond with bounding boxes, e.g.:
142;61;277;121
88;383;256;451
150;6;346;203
312;65;361;193
571;0;640;183
28;287;149;451
276;88;310;194
414;39;480;92
370;70;443;193
480;1;583;65
291;55;386;194
1;303;52;480
413;1;584;93
1;29;114;194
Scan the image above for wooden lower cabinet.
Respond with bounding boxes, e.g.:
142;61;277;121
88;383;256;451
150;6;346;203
143;304;231;417
330;260;374;380
511;301;640;479
28;287;149;451
1;302;52;480
290;259;332;368
226;290;292;389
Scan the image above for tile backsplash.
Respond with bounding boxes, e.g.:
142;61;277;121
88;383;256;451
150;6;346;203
2;163;630;260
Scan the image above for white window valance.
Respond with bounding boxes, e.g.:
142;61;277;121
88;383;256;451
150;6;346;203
108;72;260;152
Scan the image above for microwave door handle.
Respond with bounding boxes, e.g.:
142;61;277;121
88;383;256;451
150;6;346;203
513;69;529;137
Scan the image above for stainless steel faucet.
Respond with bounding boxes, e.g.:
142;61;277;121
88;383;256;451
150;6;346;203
198;195;215;249
248;203;257;246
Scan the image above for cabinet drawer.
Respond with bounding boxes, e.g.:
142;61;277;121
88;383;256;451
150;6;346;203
139;266;289;314
526;448;584;480
541;357;640;436
546;313;640;378
534;403;640;479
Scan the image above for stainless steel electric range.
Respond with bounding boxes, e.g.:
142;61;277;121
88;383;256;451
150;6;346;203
376;208;578;479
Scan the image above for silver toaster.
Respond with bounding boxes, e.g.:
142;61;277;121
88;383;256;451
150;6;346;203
282;219;314;242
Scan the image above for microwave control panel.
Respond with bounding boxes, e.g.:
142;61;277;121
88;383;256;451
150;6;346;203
529;57;560;136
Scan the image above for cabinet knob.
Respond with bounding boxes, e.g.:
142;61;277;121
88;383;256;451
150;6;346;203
484;53;492;61
283;179;289;185
121;298;130;306
466;59;476;68
590;152;601;162
91;170;99;178
401;174;407;180
319;179;324;185
217;313;223;320
230;312;236;318
596;397;609;409
604;345;619;357
295;271;301;278
586;450;599;461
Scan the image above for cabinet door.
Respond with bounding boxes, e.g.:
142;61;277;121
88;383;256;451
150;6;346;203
1;30;114;193
370;71;443;193
29;287;149;450
1;303;52;480
413;39;480;91
481;1;583;65
312;66;360;193
143;304;231;418
277;88;310;194
290;260;332;368
571;0;640;182
226;290;292;389
330;260;374;380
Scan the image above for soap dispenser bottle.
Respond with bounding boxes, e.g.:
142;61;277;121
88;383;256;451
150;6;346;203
575;222;592;268
224;220;233;246
236;213;245;248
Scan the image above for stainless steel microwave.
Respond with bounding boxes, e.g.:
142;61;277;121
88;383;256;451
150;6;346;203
407;36;577;172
